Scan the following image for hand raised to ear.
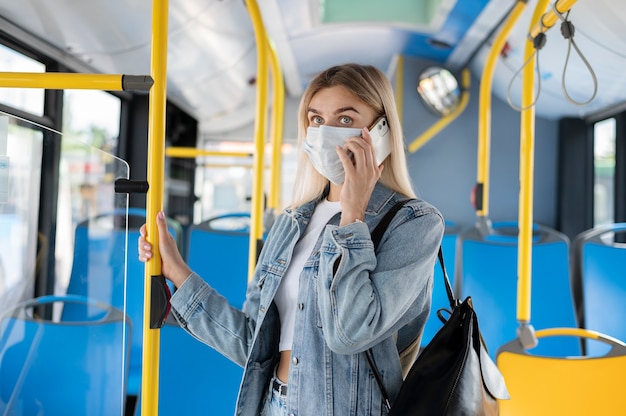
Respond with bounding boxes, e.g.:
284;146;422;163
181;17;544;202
336;127;383;226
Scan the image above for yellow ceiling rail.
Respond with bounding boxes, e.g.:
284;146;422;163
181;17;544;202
407;68;470;153
267;39;285;214
517;0;551;329
475;0;528;220
141;0;169;414
528;0;578;41
245;0;269;281
165;147;252;158
0;72;152;91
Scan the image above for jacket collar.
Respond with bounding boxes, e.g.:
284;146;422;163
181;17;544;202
288;182;399;221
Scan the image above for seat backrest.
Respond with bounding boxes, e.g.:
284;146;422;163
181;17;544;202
572;223;626;355
63;208;180;395
456;222;579;358
135;319;243;415
186;213;252;308
497;328;626;415
0;295;130;416
137;213;254;415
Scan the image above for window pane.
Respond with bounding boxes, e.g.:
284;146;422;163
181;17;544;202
593;118;616;226
0;114;43;315
192;141;297;223
56;90;123;292
0;44;45;116
63;90;121;154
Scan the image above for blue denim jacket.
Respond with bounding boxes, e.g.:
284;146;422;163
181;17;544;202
170;184;444;415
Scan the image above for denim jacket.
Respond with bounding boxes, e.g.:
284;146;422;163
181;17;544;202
170;183;444;416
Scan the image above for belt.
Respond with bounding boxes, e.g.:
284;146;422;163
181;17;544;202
272;378;287;397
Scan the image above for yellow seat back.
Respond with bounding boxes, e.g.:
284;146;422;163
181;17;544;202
497;328;626;416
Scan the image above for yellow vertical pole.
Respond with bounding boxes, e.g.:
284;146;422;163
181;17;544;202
395;55;404;123
142;0;169;413
517;0;550;324
476;0;527;219
268;39;285;213
245;0;269;280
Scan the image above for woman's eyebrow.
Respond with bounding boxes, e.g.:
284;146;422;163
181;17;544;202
306;106;360;114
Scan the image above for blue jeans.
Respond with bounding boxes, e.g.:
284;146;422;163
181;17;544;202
260;375;287;416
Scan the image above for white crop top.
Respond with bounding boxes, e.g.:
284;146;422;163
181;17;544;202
275;199;342;351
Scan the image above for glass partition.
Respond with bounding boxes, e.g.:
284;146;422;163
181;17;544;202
0;112;131;415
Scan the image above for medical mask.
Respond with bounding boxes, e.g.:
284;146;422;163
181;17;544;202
303;125;362;184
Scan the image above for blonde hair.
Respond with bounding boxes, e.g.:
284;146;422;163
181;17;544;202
289;63;416;208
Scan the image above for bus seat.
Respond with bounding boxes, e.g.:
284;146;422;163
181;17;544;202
455;222;579;358
63;208;181;396
421;220;459;347
134;317;243;415
497;328;626;415
148;213;252;414
186;213;252;308
571;223;626;356
0;295;130;416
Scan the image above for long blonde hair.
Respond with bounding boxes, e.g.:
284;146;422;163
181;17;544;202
289;63;416;208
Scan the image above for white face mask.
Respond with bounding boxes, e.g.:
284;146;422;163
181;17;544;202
303;125;362;185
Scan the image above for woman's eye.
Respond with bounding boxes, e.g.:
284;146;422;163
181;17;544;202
311;115;324;125
339;116;352;125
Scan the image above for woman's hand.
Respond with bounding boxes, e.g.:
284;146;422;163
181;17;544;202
336;126;383;225
138;211;192;288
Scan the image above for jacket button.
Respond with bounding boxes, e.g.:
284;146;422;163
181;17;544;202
292;356;299;365
298;303;304;310
260;306;266;313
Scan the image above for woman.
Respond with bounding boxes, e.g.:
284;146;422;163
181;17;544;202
139;63;444;415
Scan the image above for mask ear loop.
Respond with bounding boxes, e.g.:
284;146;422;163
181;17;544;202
552;5;598;106
506;26;546;112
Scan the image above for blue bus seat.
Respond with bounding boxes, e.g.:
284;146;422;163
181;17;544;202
0;295;130;416
186;213;252;308
455;222;579;358
133;317;243;415
420;220;459;347
150;213;253;414
572;223;626;356
63;208;181;396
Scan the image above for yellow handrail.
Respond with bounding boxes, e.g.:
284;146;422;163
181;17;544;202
268;39;285;214
517;0;551;326
141;0;169;413
245;0;269;281
475;0;528;218
0;72;152;91
528;0;578;41
408;68;470;153
165;147;252;158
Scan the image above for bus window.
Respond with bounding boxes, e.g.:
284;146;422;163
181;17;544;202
0;43;45;116
593;118;616;226
55;90;122;295
0;117;43;316
192;141;297;223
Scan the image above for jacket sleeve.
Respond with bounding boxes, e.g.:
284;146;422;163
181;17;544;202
316;202;444;354
169;273;259;367
168;219;284;366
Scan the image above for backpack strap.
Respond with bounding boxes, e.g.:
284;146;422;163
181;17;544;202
370;199;412;251
365;198;447;411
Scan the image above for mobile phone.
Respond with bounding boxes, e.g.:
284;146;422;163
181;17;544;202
368;117;391;165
